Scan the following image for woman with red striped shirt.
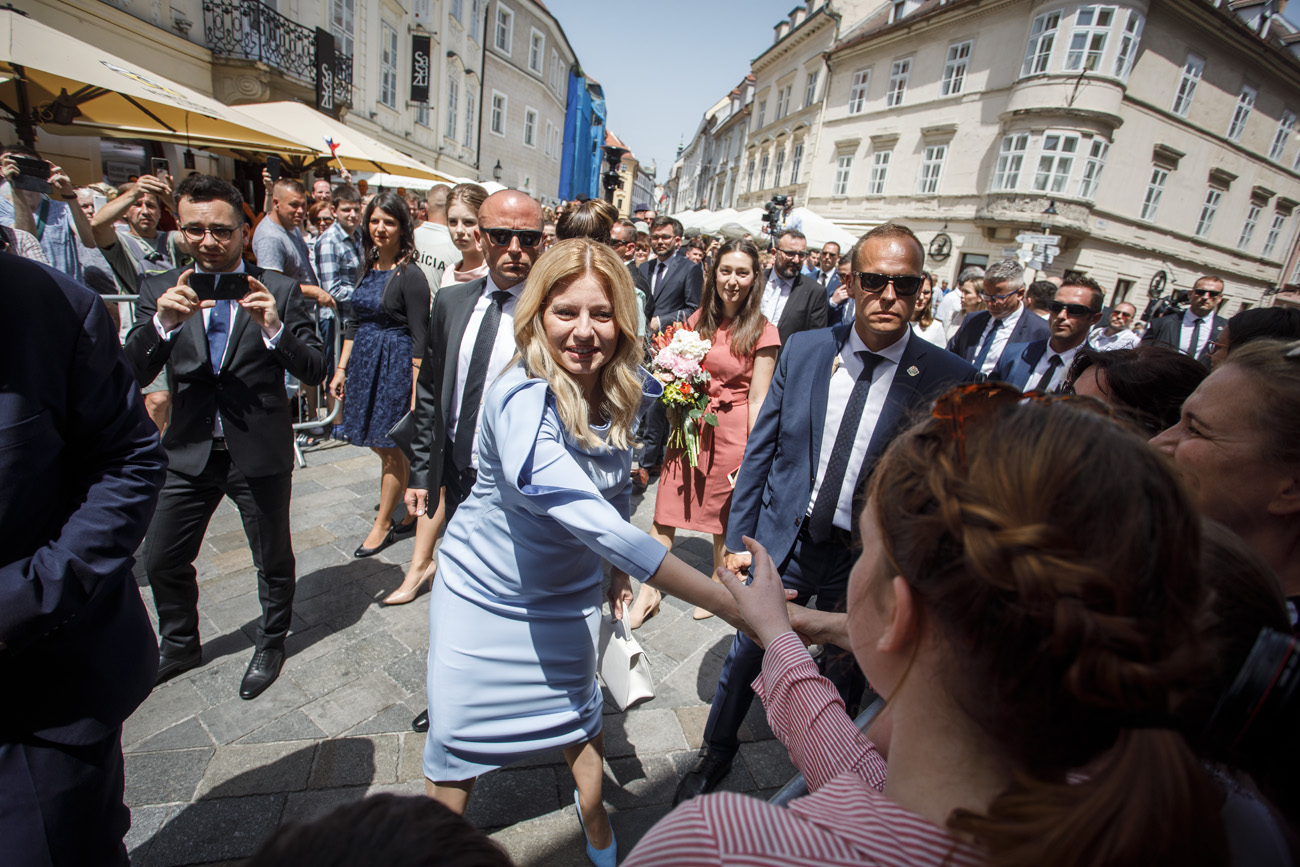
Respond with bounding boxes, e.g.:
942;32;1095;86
626;389;1228;867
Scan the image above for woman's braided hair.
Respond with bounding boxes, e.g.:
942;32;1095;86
867;399;1227;867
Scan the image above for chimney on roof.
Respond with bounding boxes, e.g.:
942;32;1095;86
774;20;787;41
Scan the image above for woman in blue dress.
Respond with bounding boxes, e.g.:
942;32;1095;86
329;192;429;557
423;238;756;867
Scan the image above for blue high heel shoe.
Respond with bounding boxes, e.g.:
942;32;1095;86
573;788;617;867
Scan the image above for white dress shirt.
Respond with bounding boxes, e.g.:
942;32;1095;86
807;328;911;532
447;274;523;469
761;270;794;325
975;304;1024;375
1025;343;1083;393
1179;308;1213;359
1088;326;1140;352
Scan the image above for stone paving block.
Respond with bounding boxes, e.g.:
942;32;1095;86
196;566;260;605
122;680;207;750
279;786;369;827
397;731;427;781
125;804;172;866
317;468;377;490
674;705;711;752
291;581;374;630
126;717;215;754
344;701;421;736
343;628;409;671
291;540;350;584
739;738;798;790
380;598;433;652
382;649;428;697
289;477;327;494
487;809;584;867
290;485;362;511
603;752;682;810
465;766;561;829
645;614;721;664
301;671;405;736
135;793;284;867
209;546;255;572
203;589;265;633
288;646;364;701
237;710;328;745
124;748;213;807
205;529;251;555
188;653;252;706
194;741;316;799
281;623;346;672
609;803;677;858
309;734;399;788
199;678;311;744
205;510;244;536
603;708;688;759
322;514;375;540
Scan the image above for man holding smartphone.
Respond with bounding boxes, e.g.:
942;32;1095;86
0;145;96;283
124;174;327;700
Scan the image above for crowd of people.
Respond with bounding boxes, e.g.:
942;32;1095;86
4;142;1300;867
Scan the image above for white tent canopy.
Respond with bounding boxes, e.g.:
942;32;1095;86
670;206;861;250
355;172;507;194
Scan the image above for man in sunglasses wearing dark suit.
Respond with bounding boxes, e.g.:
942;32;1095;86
1141;275;1227;368
992;277;1105;393
674;223;978;804
946;258;1050;376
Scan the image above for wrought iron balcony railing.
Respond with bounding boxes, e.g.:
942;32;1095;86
202;0;351;106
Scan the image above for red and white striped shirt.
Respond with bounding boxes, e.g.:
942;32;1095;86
623;632;985;867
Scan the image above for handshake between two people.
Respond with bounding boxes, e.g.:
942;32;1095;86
716;536;849;651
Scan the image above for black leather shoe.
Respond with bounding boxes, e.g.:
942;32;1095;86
155;649;202;686
673;752;732;805
392;518;417;537
239;646;285;700
412;709;429;732
355;525;396;558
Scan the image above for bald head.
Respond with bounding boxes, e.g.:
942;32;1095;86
478;190;544;289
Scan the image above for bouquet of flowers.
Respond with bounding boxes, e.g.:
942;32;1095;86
649;323;717;469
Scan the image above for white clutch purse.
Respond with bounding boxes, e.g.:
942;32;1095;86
597;614;656;711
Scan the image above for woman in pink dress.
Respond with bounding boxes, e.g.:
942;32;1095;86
628;240;780;627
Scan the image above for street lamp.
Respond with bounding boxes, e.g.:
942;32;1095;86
492;160;503;182
601;145;628;205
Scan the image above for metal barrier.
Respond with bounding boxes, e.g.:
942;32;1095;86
104;293;342;468
767;696;886;808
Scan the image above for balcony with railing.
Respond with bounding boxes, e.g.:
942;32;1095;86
202;0;351;109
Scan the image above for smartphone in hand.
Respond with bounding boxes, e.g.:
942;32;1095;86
151;157;171;181
266;154;282;183
191;273;250;302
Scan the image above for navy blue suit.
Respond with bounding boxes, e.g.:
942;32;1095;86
990;339;1049;390
0;254;168;866
947;308;1050;369
639;255;704;467
703;324;978;761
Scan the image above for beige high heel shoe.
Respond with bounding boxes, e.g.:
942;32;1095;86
628;585;662;629
381;567;434;606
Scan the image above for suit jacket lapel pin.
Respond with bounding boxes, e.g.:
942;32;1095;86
831;353;842;376
907;365;920;377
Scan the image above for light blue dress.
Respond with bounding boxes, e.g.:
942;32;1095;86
423;362;668;780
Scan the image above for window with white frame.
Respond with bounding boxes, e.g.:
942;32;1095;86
550;49;561;93
833;154;853;196
1194;188;1222;238
471;0;481;42
451;0;463;23
1113;11;1142;79
756;100;766;128
380;22;398;108
1238;203;1262;250
464;90;475;147
774;149;786;187
777;85;792;119
1140;166;1168;221
1065;6;1114;72
848;70;870;114
804;70;819;108
1262;212;1287;259
869;149;891;195
993;133;1029;190
790;142;803;184
495;4;513;53
1171;54;1204;117
1227;86;1256;142
942;41;972;96
1077;138;1109;199
918;144;946;194
746;157;755;193
543;120;554;156
523;108;537;147
551;124;561;160
415;102;429;126
1033;133;1078;193
331;0;354;58
890;0;906;23
446;71;459;139
490;90;506;136
759;153;769;189
529;28;544;74
887;59;910;107
1022;12;1060;77
1270;110;1296;162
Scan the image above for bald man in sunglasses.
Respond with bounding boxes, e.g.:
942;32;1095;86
1141;275;1227;368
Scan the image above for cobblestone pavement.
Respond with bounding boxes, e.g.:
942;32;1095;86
124;440;796;866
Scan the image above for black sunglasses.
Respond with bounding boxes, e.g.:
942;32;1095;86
1046;300;1100;317
1191;288;1223;299
483;227;543;248
853;272;924;295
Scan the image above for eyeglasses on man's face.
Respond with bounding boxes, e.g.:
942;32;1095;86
180;224;238;242
853;272;924;296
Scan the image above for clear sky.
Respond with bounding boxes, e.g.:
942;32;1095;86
543;0;799;188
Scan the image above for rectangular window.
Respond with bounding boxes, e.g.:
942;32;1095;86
464;90;475;147
942;41;972;96
1065;6;1114;72
543;120;554;156
746;157;756;193
380;22;398;109
1033;133;1079;193
1238;204;1262;250
550;49;561;93
471;0;481;42
833;155;853;196
773;149;786;187
490;91;506;136
756;100;767;129
848;69;870;114
331;0;354;58
1194;188;1221;237
869;149;891;195
891;0;906;23
1022;11;1060;76
451;0;463;22
495;5;513;53
1171;54;1204;117
523;107;537;147
993;133;1029;190
1227;85;1256;142
529;28;544;74
887;59;910;107
1262;213;1287;259
918;144;947;194
1140;166;1168;221
777;85;792;118
790;143;804;184
446;72;459;139
1113;11;1142;79
1077;137;1109;199
759;153;769;189
415;102;429;126
1270;110;1296;162
804;70;819;108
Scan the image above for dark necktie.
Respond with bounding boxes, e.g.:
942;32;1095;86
452;290;512;471
808;351;883;544
208;299;230;373
1032;354;1063;393
972;317;1002;368
1187;318;1204;357
652;260;665;293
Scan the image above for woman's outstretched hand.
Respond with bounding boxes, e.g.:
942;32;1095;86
608;570;633;621
717;536;794;648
